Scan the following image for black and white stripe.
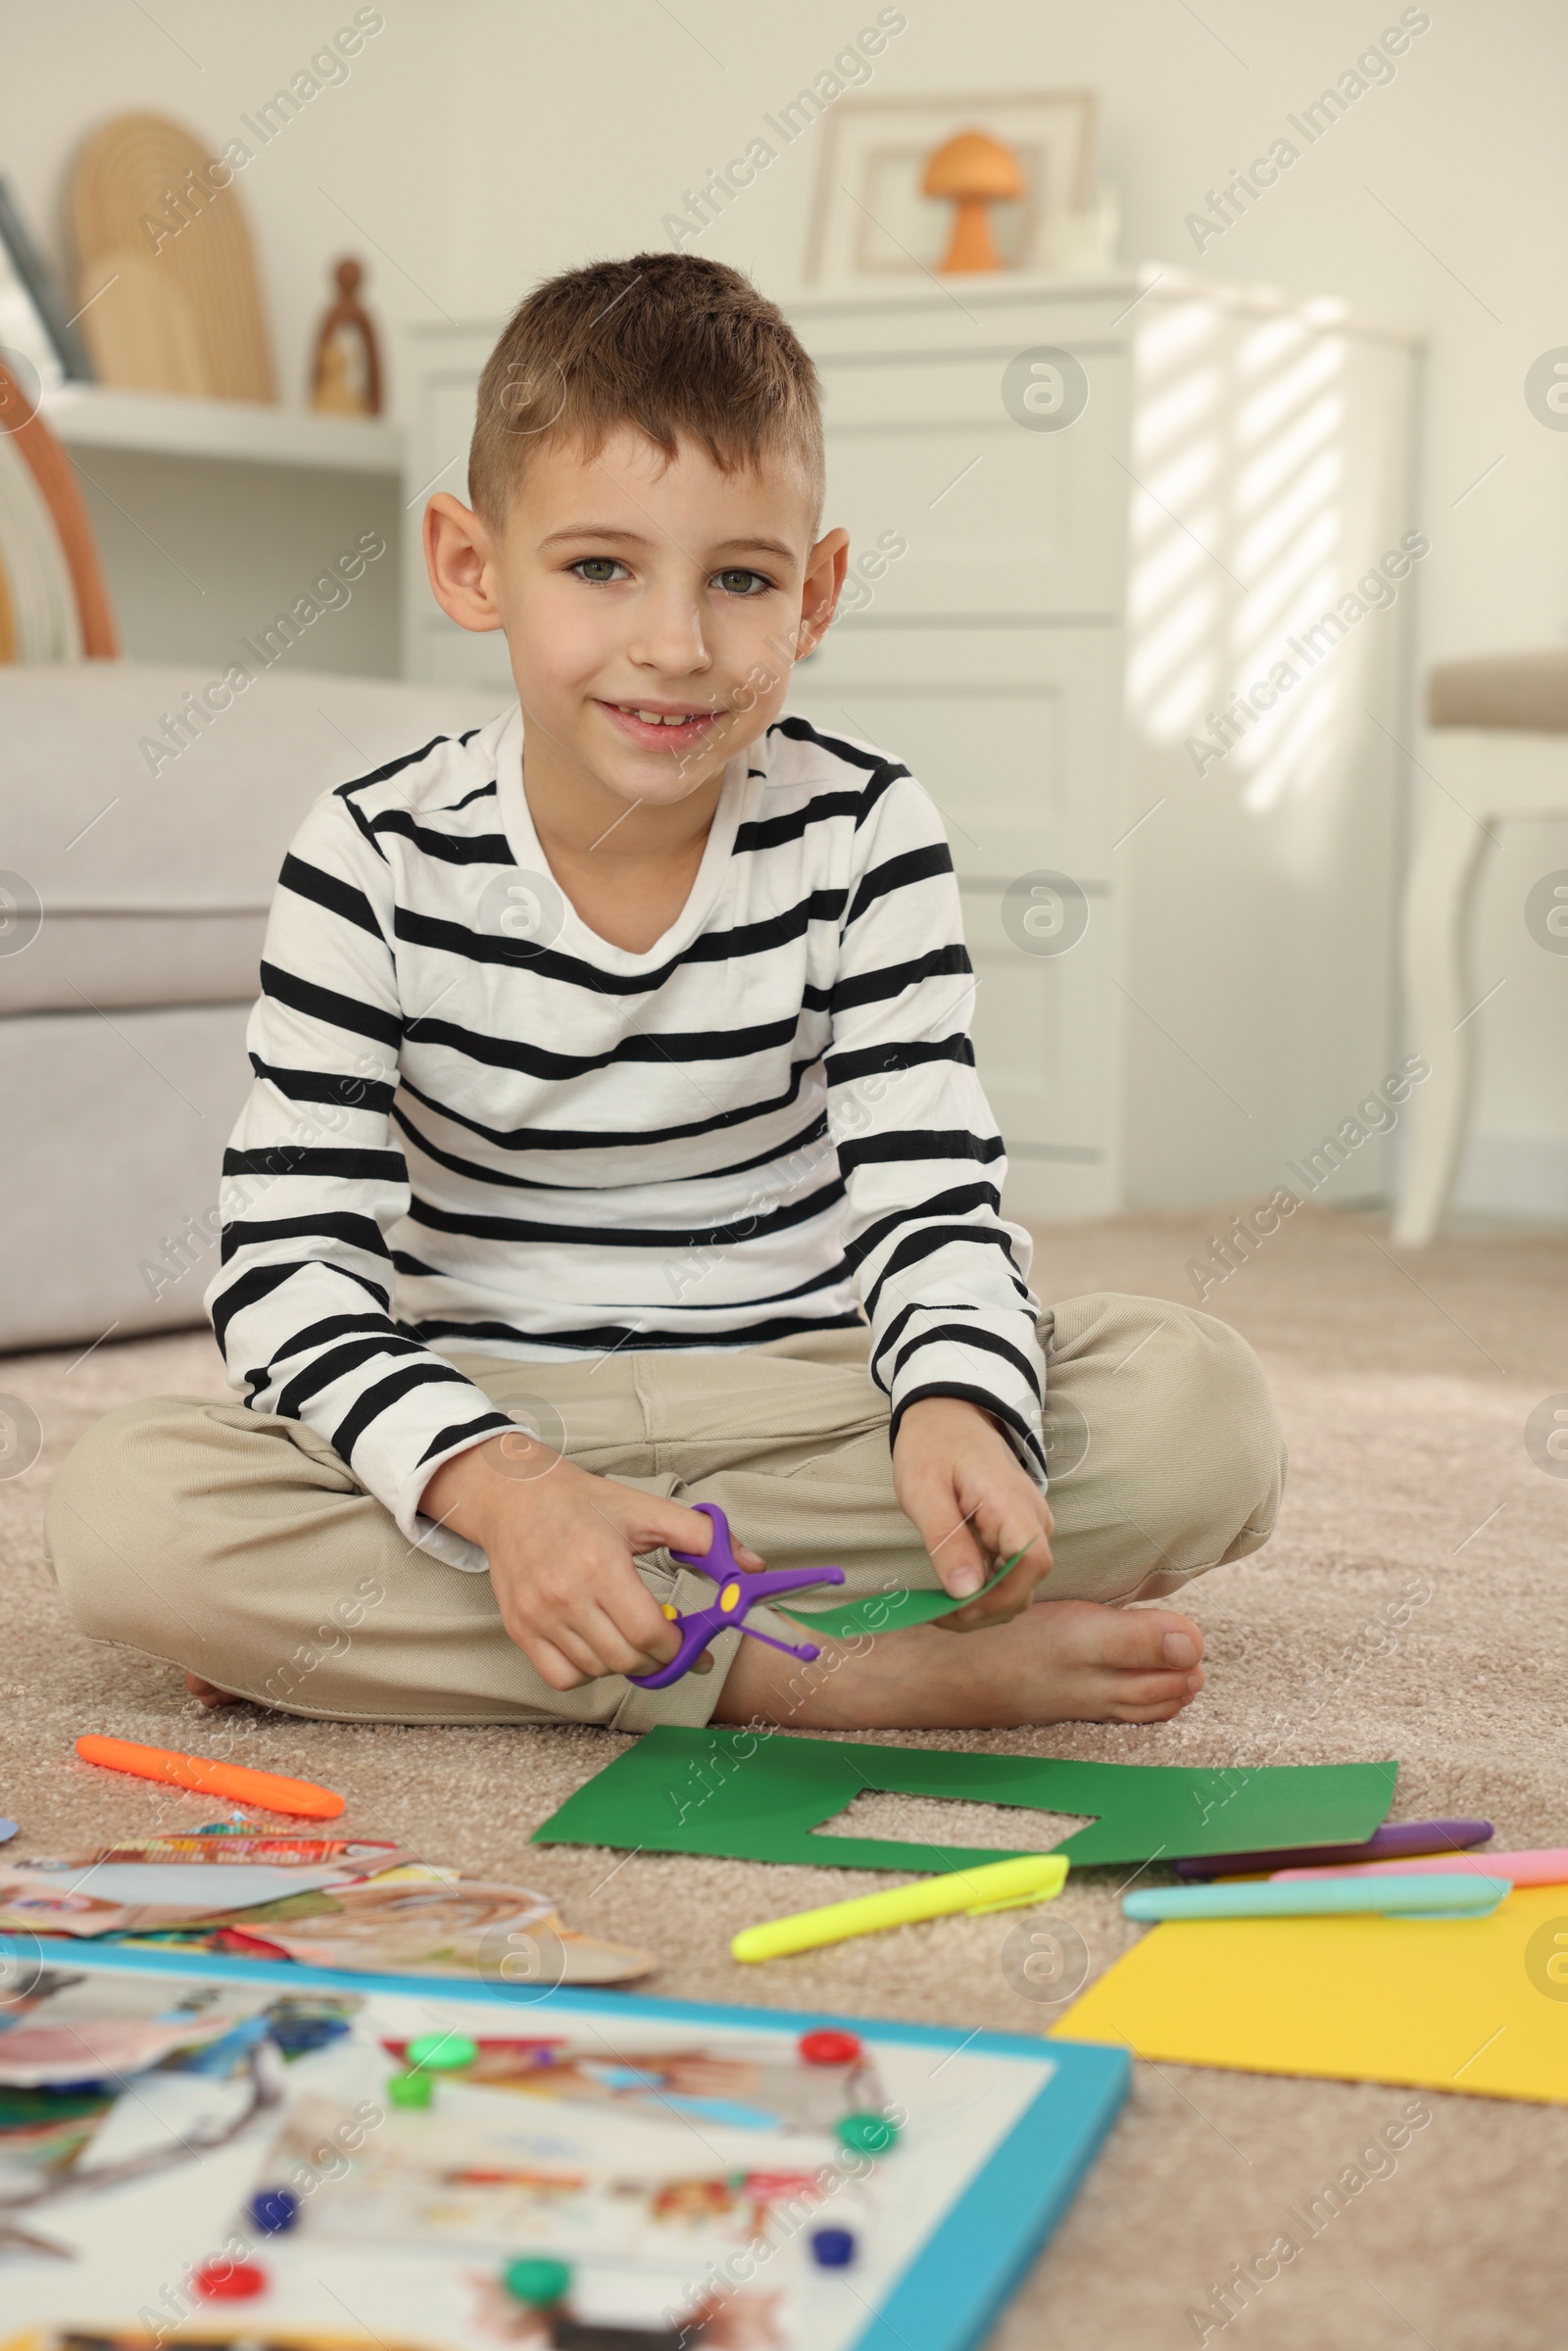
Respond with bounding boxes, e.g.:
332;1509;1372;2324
206;706;1046;1567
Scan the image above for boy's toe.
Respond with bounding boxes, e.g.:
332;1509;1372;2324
1108;1692;1195;1723
1060;1601;1204;1673
1099;1666;1198;1708
1117;1608;1204;1673
184;1669;238;1706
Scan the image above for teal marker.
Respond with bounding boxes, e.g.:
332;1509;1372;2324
1124;1874;1510;1924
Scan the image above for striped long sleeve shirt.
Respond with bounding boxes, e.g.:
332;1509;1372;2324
205;705;1047;1572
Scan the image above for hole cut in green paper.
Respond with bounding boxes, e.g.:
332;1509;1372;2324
529;1728;1399;1875
813;1790;1096;1854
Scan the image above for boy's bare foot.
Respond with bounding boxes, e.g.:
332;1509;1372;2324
183;1670;239;1707
712;1597;1206;1731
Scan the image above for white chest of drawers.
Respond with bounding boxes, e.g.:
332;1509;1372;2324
399;269;1420;1218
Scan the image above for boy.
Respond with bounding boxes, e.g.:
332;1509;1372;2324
46;255;1284;1734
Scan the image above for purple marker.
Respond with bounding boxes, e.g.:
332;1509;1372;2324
1173;1819;1494;1881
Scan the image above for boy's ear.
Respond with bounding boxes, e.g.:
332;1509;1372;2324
423;493;506;635
796;525;850;658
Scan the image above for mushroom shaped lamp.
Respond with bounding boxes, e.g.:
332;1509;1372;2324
921;129;1024;274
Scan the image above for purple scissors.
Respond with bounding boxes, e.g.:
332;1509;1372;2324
627;1503;846;1690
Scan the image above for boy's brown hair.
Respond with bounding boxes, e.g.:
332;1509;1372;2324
468;252;823;528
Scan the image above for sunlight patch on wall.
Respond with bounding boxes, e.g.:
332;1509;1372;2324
1125;297;1353;857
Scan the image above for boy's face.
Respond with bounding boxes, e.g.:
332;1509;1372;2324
425;427;848;813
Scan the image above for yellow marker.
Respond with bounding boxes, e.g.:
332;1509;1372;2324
731;1853;1068;1963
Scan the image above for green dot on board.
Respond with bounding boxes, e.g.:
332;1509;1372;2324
405;2032;478;2072
388;2070;433;2108
835;2111;900;2154
502;2255;572;2306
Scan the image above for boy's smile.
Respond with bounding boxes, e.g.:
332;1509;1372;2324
596;697;723;756
425;427;849;854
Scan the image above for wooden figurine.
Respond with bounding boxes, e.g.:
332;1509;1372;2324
921;130;1024;274
309;256;381;416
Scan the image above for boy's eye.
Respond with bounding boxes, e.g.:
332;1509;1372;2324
571;558;628;583
711;568;770;597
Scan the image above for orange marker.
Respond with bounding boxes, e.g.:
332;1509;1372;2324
75;1737;344;1821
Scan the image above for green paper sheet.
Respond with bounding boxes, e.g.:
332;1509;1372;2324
531;1728;1398;1874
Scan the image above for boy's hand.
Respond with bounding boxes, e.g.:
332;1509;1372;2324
891;1395;1054;1632
420;1439;763;1691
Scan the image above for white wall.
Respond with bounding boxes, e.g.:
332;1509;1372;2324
4;0;1565;1217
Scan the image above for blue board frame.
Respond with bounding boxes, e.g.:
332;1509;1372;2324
0;1935;1128;2351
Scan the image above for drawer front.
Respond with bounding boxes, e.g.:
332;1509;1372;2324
401;342;495;685
788;624;1125;880
816;345;1131;617
791;624;1123;1196
405;343;514;687
962;880;1117;1166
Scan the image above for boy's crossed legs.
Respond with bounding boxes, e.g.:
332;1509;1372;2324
43;1293;1284;1733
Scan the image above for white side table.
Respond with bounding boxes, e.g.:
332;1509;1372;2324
1393;652;1568;1246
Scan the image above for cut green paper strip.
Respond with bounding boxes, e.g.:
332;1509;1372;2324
775;1546;1029;1641
531;1728;1398;1874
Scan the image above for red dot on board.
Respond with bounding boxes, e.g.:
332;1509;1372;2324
194;2262;268;2301
799;2029;862;2066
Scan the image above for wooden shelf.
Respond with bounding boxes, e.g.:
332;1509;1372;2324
39;384;403;474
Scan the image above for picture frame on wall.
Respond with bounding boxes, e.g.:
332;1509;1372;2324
804;89;1108;283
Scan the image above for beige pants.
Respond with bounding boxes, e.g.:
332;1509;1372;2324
44;1294;1284;1733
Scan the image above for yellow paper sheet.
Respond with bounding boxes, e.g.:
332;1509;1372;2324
1053;1885;1568;2105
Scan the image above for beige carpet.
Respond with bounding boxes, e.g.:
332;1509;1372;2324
3;1204;1565;2347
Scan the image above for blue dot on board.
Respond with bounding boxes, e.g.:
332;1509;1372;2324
268;2013;352;2056
248;2186;299;2234
811;2227;857;2268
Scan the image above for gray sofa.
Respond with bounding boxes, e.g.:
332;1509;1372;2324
0;661;503;1352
